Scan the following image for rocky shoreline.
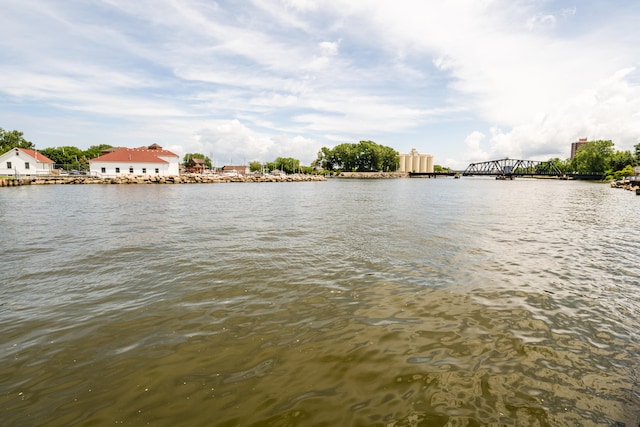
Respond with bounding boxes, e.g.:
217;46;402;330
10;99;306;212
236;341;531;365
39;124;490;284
333;171;409;178
610;178;640;195
0;173;326;186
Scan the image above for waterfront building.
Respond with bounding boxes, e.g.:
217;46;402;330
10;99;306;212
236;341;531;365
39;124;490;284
222;165;250;175
570;138;588;159
184;157;207;173
0;147;54;176
89;145;180;177
398;148;434;173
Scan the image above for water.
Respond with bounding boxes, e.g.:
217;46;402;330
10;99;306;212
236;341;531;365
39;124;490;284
0;178;638;426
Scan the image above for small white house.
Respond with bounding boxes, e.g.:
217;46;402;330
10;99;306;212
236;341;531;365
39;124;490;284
89;145;180;177
0;147;54;176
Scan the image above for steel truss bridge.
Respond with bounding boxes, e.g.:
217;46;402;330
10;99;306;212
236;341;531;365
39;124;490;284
462;158;562;178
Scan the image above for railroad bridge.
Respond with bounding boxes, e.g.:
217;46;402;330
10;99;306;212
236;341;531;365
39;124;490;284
409;158;563;178
462;158;562;178
408;158;603;179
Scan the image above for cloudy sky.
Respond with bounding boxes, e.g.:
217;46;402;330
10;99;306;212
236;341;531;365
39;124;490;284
1;0;639;168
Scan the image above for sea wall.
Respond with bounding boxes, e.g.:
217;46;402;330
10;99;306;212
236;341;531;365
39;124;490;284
6;174;327;185
0;178;31;187
610;178;640;194
333;172;408;179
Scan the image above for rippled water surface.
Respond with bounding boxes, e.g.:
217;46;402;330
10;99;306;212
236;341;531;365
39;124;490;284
1;178;639;426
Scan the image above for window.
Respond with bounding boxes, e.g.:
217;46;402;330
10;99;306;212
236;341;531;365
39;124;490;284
101;167;106;173
24;162;30;170
142;168;147;174
6;161;11;169
155;168;159;174
129;167;134;173
115;167;120;173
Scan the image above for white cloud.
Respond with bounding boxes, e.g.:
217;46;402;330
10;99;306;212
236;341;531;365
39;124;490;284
461;67;640;163
194;120;321;165
527;14;557;31
1;0;639;169
463;131;489;164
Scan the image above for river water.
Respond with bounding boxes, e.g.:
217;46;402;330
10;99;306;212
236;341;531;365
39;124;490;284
0;177;638;426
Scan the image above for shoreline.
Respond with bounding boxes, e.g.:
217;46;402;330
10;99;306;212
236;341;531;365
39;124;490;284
332;171;409;178
0;174;327;186
610;178;640;194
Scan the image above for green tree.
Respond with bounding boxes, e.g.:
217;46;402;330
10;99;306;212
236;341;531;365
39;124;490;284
39;146;85;169
379;145;399;171
84;144;112;159
571;140;614;174
608;150;636;172
607;164;634;181
316;141;399;172
1;128;34;153
316;146;336;170
273;157;300;174
249;161;262;172
553;157;571;174
634;142;640;164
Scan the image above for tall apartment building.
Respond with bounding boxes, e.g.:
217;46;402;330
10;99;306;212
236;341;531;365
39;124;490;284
570;138;588;159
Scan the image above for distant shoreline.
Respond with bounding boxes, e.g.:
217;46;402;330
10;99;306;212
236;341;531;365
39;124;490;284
332;171;409;178
0;174;327;186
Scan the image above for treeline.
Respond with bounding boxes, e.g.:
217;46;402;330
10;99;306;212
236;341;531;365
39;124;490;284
249;157;308;174
39;144;113;169
547;140;640;180
1;127;112;169
315;140;399;172
1;128;34;153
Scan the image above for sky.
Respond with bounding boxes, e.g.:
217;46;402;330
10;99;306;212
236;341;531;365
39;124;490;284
1;0;639;169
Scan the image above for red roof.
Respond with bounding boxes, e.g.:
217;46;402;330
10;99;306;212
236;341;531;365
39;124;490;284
18;148;54;163
91;148;178;164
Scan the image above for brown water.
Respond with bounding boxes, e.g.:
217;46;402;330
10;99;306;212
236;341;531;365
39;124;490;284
1;178;638;426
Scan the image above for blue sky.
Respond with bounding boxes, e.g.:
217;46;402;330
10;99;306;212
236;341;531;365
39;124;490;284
1;0;639;168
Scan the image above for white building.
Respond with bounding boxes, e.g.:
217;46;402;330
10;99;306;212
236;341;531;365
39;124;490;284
0;147;54;176
398;148;434;173
89;145;179;177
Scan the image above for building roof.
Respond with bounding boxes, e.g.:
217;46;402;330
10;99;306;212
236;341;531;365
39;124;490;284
187;157;206;165
90;147;178;164
16;148;54;163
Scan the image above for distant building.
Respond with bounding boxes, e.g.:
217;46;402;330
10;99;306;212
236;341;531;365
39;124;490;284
398;148;434;173
89;145;179;177
222;165;249;175
570;138;588;159
184;157;207;173
0;147;54;176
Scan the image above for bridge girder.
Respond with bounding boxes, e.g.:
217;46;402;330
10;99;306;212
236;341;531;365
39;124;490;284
463;158;562;177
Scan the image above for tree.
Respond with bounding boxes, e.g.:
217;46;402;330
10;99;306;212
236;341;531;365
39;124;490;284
84;144;112;159
249;161;262;172
545;157;571;174
571;140;614;174
607;164;634;181
316;146;336;170
273;157;300;174
316;141;399;172
608;150;636;173
39;146;85;168
1;128;34;153
434;165;451;172
634;142;640;165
